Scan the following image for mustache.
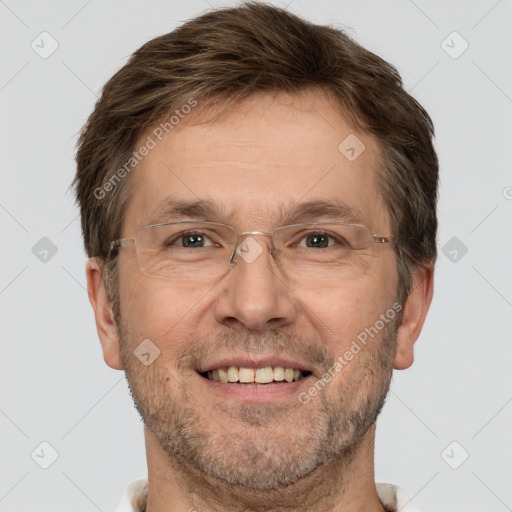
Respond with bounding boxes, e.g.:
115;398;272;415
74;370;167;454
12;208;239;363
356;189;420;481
178;328;333;372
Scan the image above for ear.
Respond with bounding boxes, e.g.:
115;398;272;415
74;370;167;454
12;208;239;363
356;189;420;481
394;263;434;370
86;258;123;370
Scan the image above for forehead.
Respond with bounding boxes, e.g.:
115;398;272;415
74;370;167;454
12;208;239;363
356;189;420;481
123;90;390;234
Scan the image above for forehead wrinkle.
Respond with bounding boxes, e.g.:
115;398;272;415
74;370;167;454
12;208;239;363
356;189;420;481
145;195;369;229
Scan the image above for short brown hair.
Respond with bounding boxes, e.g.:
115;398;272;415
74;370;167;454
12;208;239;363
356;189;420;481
74;2;438;317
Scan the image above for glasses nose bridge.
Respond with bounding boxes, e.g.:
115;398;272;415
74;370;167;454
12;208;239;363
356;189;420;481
230;230;279;265
239;230;272;238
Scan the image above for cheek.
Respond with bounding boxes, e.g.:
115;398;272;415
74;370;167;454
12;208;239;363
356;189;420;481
292;277;394;354
119;273;212;355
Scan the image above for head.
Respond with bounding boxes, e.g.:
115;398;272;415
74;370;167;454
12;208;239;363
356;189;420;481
75;2;437;495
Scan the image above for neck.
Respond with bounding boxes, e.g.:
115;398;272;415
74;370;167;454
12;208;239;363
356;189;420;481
144;423;386;512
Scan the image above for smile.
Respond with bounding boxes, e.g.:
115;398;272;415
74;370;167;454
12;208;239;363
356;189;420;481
200;366;312;384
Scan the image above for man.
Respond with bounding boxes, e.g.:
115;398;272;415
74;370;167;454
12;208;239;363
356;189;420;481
74;3;437;511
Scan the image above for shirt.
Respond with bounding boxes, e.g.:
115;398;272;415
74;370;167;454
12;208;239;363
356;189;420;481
115;479;420;512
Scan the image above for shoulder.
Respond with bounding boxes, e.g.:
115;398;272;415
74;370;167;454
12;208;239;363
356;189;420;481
376;482;421;512
115;479;148;512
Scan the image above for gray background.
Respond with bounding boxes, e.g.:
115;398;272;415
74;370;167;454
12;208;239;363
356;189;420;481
1;0;511;510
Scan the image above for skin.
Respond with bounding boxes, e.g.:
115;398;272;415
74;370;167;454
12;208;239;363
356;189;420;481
87;89;434;512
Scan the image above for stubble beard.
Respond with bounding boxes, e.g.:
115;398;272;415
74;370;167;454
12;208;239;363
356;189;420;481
118;315;398;492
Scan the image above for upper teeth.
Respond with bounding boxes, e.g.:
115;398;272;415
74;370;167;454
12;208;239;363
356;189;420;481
206;366;304;383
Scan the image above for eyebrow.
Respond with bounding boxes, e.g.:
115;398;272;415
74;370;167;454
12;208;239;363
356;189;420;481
147;197;366;227
147;198;233;226
279;199;366;225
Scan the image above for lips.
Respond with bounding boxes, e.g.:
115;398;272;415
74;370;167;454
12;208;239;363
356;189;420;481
196;355;314;385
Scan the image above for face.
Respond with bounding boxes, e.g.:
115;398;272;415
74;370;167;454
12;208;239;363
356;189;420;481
110;90;403;489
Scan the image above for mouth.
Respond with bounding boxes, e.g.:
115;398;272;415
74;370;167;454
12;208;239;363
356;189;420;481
199;366;313;385
194;356;316;401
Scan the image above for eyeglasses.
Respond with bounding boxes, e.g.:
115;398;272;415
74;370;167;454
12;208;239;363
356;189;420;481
109;221;396;281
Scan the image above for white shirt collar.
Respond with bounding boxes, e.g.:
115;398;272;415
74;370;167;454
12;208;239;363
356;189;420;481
115;479;420;512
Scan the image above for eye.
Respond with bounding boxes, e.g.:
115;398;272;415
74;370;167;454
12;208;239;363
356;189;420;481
168;231;217;248
297;231;346;249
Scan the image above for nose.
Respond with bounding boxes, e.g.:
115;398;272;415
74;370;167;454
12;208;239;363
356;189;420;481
213;234;298;331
